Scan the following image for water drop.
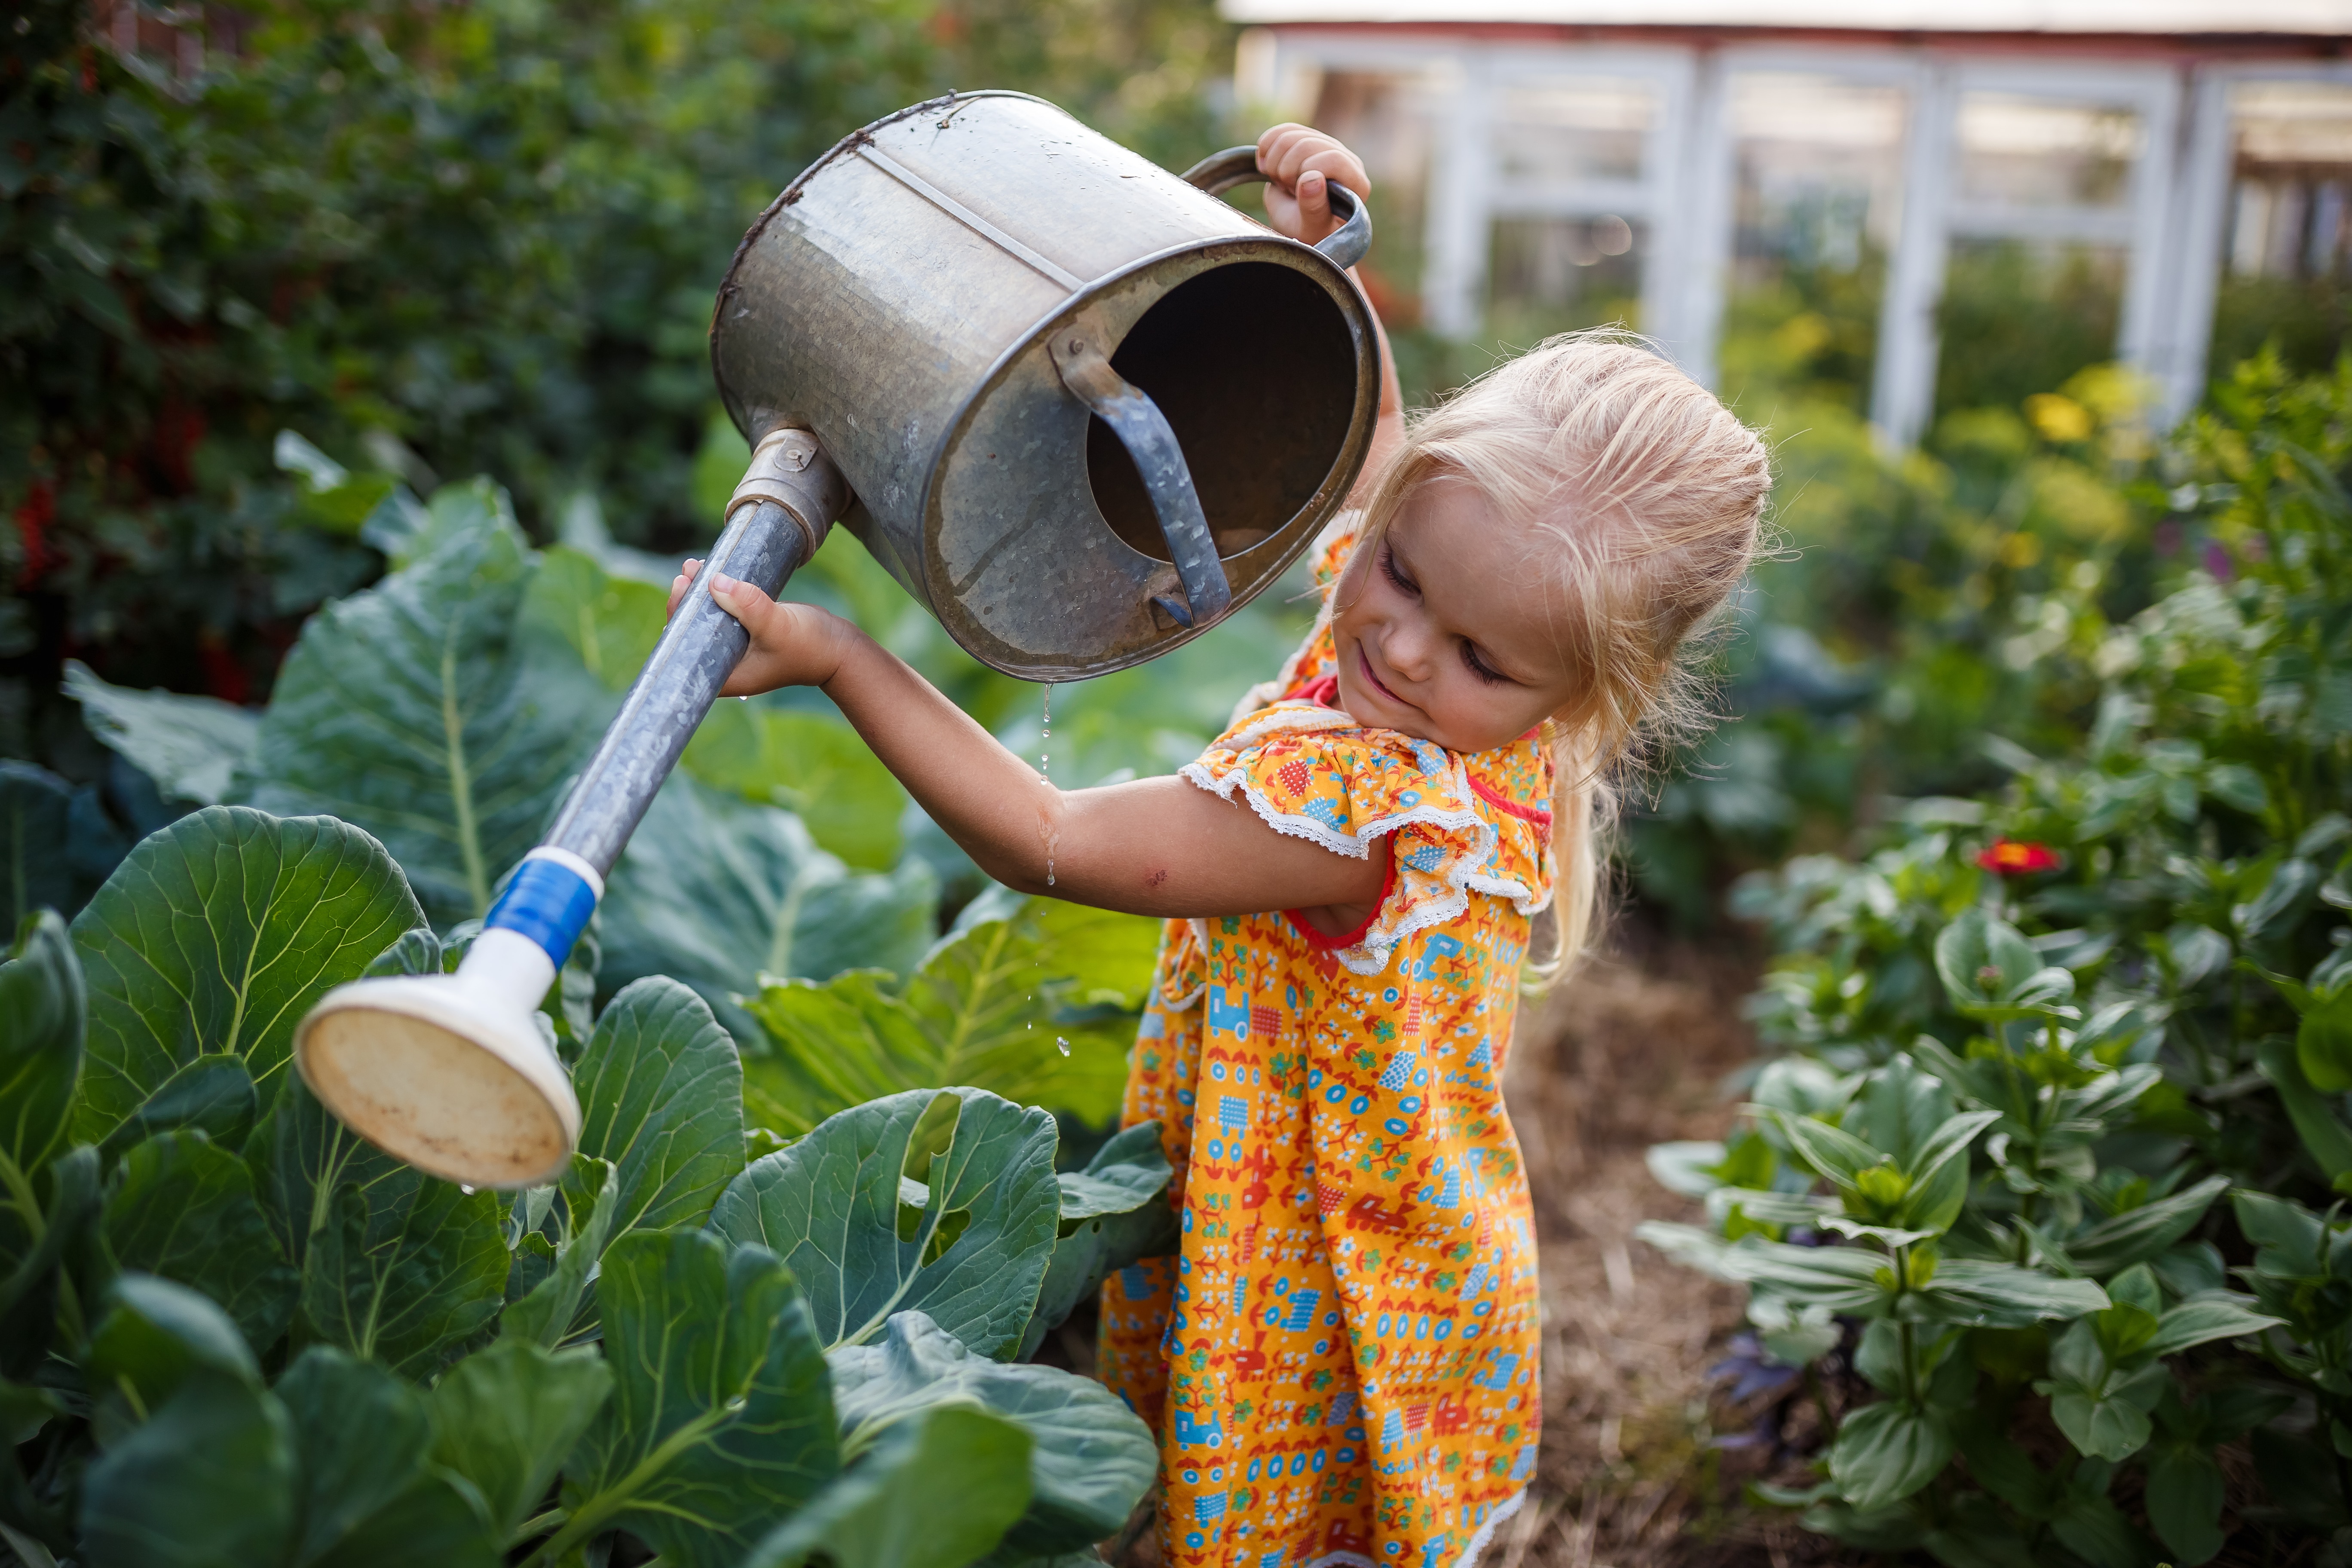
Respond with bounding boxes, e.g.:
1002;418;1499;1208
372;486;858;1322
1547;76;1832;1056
1056;1036;1071;1057
1039;682;1054;784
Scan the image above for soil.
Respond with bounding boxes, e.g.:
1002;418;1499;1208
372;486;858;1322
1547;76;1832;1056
1491;934;1867;1568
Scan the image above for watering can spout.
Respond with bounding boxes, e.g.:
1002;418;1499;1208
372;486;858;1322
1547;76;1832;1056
292;429;851;1189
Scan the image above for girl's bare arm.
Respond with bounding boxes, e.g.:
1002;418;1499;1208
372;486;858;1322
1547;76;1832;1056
671;569;1385;922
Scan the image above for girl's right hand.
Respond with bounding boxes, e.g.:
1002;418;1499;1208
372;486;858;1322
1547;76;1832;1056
667;558;853;697
1255;123;1370;250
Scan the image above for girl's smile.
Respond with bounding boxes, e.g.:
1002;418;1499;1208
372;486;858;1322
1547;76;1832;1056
1331;478;1583;754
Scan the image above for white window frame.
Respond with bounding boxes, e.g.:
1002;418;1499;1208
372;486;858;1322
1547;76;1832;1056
1247;28;2340;443
2156;59;2352;423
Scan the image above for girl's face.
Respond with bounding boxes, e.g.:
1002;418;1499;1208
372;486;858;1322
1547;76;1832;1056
1330;478;1584;753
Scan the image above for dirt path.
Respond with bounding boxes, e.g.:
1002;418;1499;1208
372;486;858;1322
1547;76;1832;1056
1494;940;1864;1568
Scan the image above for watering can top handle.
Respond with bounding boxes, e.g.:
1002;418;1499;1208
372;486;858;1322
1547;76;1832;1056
1181;147;1373;273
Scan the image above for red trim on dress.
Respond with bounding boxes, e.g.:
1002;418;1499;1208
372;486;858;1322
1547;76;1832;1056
1284;673;1341;709
1286;850;1399;949
1469;774;1553;830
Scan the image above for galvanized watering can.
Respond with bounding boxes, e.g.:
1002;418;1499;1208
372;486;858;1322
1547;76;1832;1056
293;91;1383;1188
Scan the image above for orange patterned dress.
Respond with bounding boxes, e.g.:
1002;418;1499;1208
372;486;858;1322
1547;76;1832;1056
1097;524;1553;1568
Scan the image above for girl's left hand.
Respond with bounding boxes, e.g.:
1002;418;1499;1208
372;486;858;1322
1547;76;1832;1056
667;559;852;697
1255;123;1370;249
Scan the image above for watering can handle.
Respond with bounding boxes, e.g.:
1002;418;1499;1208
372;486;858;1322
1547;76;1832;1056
1180;147;1374;272
1052;331;1233;631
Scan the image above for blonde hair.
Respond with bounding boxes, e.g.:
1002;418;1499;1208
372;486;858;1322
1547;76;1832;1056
1346;330;1770;976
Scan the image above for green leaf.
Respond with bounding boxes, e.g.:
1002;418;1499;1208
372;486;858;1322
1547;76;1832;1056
64;660;258;807
0;761;123;930
2146;1291;2284;1357
297;1473;499;1568
2066;1175;2230;1276
2049;1476;2156;1568
428;1338;613;1540
684;702;910;871
299;1173;508;1379
1827;1400;1953;1509
102;1131;297;1354
0;911;83;1188
514;545;667;696
1761;1108;1882;1192
2046;1378;2158;1461
77;1370;296;1568
600;773;937;1045
558;1230;839;1568
1026;897;1162;1011
2144;1443;2226;1565
829;1310;1156;1554
248;1075;410;1274
742;909;1134;1137
2235;1187;2328;1276
1634;1223;1892;1314
2039;1320;2165;1460
502;1154;619;1348
97;1057;257;1166
1849;1054;1957;1172
244;494;591;923
1914;1260;2109;1328
1645;1141;1728;1198
2254;1038;2352;1178
2300;986;2352;1092
86;1273;260;1418
707;1087;1063;1358
1020;1127;1179;1363
0;1145;98;1378
744;1403;1032;1568
1900;1109;2000;1189
70;806;425;1143
273;1346;434;1566
573;977;745;1239
1935;908;2038;1000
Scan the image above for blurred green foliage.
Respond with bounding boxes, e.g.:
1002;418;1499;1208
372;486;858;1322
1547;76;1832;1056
2;0;1234;760
1648;350;2352;1560
1614;238;2193;925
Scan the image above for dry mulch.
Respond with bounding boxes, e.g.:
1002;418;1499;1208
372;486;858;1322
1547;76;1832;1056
1494;937;1866;1568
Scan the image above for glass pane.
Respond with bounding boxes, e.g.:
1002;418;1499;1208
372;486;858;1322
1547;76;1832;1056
2212;80;2352;377
1718;72;1909;415
1492;77;1656;186
1936;239;2126;416
1486;215;1645;341
1308;70;1443;326
1956;92;2141;209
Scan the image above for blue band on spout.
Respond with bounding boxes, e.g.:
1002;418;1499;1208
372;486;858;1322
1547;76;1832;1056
485;858;598;968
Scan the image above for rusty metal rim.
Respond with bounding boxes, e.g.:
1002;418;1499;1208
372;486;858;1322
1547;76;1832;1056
916;234;1381;682
708;89;1070;414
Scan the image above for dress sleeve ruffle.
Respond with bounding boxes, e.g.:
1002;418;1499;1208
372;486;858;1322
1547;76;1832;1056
1178;704;1552;977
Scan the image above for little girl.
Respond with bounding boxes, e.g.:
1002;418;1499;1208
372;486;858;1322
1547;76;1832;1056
676;123;1769;1568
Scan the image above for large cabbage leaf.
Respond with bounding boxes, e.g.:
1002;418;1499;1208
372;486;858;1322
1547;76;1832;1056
244;482;597;924
705;1087;1060;1361
70;806;423;1145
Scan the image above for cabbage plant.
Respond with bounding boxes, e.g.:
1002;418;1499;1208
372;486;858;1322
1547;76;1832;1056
0;805;1166;1568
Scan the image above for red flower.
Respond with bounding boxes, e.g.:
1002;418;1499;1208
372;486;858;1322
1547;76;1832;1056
1977;838;2060;875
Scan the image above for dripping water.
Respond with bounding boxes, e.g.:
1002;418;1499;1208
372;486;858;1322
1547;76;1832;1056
1039;681;1056;887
